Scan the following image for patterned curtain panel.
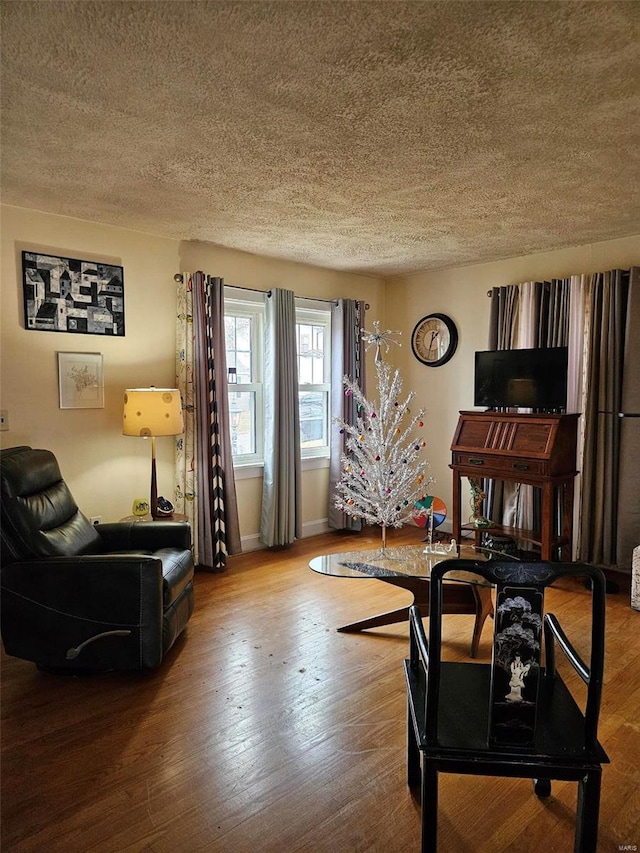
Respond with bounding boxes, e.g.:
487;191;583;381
176;272;198;552
260;288;301;547
328;298;366;530
176;272;241;569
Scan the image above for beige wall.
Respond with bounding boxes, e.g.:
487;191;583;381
385;235;640;532
0;205;181;522
0;205;384;543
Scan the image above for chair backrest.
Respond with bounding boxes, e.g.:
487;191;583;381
1;446;102;564
422;559;606;752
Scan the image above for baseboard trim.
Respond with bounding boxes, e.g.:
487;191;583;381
240;518;331;552
239;518;454;552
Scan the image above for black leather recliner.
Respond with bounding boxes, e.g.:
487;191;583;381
0;446;194;672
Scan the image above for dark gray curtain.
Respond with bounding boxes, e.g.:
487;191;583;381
260;288;302;547
579;269;630;565
616;267;640;571
328;299;366;530
538;278;570;347
488;285;519;350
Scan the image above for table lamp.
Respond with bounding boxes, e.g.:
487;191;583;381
123;387;184;519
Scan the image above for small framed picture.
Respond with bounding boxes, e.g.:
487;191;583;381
57;352;104;409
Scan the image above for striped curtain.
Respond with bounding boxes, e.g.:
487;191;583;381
486;284;519;532
488;271;632;566
176;272;241;569
488;279;572;543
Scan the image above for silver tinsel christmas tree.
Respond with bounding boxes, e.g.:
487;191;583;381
334;322;433;548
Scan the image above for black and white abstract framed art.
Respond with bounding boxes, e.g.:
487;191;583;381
22;251;125;336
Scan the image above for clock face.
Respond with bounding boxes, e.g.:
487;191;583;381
411;313;458;366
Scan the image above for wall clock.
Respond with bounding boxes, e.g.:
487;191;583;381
410;313;458;367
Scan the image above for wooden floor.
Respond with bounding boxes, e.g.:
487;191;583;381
2;526;639;852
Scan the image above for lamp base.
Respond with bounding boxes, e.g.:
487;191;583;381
149;436;175;518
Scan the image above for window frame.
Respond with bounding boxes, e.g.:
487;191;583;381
295;301;332;460
224;291;332;471
224;291;265;468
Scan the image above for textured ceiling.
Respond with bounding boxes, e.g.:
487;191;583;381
1;0;639;276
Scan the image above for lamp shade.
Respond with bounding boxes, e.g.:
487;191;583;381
123;388;184;437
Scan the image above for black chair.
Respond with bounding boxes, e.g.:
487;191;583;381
1;446;195;672
404;559;608;853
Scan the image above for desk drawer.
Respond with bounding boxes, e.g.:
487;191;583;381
453;452;547;477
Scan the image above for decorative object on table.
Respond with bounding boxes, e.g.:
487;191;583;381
57;351;104;409
416;496;451;551
413;495;447;530
123;388;184;520
132;498;150;517
156;496;175;518
468;477;494;528
410;313;458;367
481;533;518;558
333;321;433;550
22;251;124;336
423;538;458;556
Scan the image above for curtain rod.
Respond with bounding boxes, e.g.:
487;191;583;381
174;274;369;308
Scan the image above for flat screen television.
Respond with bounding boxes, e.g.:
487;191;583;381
474;347;568;411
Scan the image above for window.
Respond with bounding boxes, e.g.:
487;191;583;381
296;305;331;458
224;291;331;467
224;293;264;466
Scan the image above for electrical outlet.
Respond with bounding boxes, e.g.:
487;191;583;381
90;516;102;527
0;410;8;431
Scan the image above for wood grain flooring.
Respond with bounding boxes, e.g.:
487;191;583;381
1;526;639;852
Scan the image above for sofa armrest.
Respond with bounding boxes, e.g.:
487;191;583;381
96;520;192;553
0;555;164;670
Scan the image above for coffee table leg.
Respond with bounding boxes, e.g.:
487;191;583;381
336;577;494;657
337;606;411;633
469;585;494;658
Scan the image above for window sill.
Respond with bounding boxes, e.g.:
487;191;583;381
233;463;263;481
233;455;329;480
301;455;330;471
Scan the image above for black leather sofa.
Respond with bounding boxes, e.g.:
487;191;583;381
0;446;194;672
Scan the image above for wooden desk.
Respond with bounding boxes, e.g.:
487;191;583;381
450;411;579;561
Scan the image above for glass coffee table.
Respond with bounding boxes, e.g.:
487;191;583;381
309;542;499;658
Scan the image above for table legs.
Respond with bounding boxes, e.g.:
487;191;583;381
337;576;494;658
